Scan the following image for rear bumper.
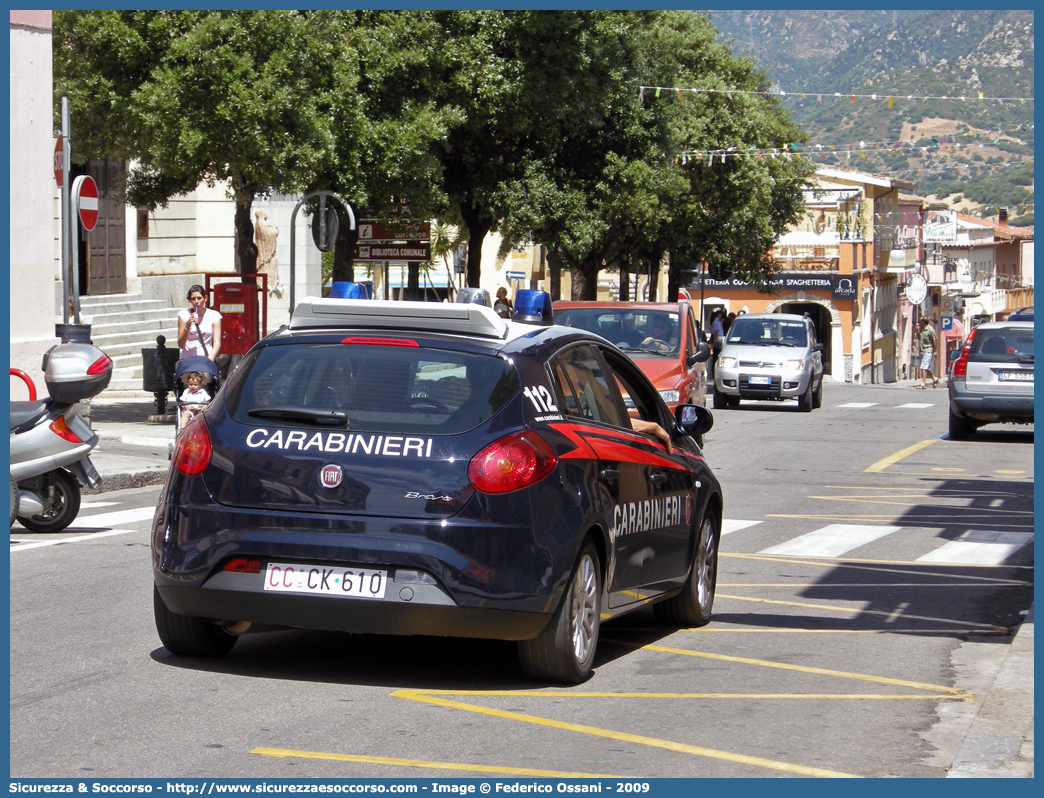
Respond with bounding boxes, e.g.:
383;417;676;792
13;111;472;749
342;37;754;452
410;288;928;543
950;386;1034;422
154;579;550;640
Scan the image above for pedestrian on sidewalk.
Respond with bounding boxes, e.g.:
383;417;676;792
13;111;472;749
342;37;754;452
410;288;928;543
917;316;939;389
178;284;222;361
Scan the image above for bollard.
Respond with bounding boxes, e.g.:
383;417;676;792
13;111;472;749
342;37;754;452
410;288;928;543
141;335;179;415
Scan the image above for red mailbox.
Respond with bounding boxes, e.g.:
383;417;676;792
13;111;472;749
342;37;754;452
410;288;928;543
207;274;268;356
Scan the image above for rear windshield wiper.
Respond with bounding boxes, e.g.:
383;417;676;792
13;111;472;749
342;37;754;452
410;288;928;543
247;406;349;426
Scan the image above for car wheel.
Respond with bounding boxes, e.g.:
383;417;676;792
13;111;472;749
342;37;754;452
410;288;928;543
153;585;238;657
797;381;813;412
18;469;80;533
654;512;718;627
948;408;973;440
713;388;728;409
726;396;740;408
518;540;601;684
812;377;823;409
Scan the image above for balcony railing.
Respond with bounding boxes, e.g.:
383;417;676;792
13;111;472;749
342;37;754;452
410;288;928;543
773;245;839;272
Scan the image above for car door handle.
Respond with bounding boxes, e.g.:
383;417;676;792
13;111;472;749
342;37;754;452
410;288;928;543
648;472;668;485
599;468;620;482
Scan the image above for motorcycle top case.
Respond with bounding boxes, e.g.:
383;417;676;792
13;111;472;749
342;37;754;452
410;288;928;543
42;343;113;403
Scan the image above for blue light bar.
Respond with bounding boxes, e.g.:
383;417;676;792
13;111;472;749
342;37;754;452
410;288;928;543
513;290;554;326
330;282;370;299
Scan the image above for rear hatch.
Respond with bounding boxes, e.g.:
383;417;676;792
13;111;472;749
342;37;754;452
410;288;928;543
965;326;1034;393
203;336;521;519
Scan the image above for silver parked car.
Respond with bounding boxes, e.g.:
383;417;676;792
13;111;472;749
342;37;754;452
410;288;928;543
713;313;825;412
948;320;1034;439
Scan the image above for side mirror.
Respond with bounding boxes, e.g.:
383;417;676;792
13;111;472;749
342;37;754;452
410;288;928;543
674;403;713;438
813;343;825;353
688;341;711;366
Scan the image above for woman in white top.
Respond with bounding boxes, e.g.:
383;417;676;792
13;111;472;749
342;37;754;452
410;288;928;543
177;284;222;360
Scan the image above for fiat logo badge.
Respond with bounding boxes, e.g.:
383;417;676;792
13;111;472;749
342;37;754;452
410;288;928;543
319;464;343;489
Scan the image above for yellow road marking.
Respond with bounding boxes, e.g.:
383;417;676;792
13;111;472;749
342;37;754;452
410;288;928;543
251;748;619;778
931;467;966;472
865;439;937;473
393;690;863;778
996;470;1026;475
622;645;970;696
722;551;1035;575
720;582;1022;588
805;495;1035;515
765;513;1034;528
716;593;1009;632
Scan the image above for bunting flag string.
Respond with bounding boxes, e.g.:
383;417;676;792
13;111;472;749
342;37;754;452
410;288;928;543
672;123;1033;161
638;85;1034;104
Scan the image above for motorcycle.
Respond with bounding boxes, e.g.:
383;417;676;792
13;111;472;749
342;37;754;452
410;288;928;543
10;342;113;533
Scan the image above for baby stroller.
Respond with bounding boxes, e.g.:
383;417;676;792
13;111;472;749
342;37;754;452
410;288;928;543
173;356;221;437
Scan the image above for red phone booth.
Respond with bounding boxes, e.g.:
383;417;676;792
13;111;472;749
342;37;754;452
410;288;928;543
206;274;268;356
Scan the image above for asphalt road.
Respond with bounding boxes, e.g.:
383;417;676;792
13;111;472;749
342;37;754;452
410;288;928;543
9;380;1033;779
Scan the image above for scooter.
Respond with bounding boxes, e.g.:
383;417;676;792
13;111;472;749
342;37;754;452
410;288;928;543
10;342;113;533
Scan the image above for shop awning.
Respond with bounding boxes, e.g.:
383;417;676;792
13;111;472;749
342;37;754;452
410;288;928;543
944;317;965;341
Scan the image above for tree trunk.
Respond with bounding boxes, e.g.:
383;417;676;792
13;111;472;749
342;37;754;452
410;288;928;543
619;266;630;301
458;201;492;288
576;260;601;300
332;222;358;283
547;249;562;301
233;191;258;277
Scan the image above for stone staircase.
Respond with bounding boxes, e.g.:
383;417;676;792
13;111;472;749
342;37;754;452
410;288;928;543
79;293;180;397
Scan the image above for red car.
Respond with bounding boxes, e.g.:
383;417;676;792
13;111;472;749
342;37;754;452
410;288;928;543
554;300;712;411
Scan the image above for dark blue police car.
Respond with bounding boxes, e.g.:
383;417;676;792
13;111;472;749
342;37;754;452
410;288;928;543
153;291;723;684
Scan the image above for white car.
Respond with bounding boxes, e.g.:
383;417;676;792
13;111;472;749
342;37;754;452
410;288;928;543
948;320;1034;439
713;313;825;412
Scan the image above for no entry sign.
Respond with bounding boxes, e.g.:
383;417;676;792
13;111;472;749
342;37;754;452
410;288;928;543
72;175;99;231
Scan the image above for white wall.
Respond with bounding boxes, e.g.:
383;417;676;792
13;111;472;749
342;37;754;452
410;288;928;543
9;13;58;398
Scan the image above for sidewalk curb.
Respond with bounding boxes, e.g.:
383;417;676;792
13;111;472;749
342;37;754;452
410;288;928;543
947;606;1034;778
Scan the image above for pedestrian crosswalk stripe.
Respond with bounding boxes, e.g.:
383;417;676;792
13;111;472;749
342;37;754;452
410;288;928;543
837;402;877;408
916;531;1033;565
898;403;934;409
758;524;901;558
722;519;761;535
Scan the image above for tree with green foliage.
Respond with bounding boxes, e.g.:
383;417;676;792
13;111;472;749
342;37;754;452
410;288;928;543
499;11;813;300
54;10;357;274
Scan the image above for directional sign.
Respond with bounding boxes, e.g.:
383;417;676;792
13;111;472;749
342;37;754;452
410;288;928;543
354;243;430;262
54;136;64;187
72;175;99;231
505;270;526;280
357;221;430;241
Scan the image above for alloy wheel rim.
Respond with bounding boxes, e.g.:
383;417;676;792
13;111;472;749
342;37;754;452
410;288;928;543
696;519;717;611
571;554;599;662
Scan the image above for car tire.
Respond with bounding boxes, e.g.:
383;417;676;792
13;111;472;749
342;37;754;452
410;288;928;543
153;585;238;657
18;469;80;533
948;408;973;440
518;540;601;684
713;388;728;409
812;377;823;409
654;512;718;627
798;382;813;413
10;476;20;528
726;396;740;408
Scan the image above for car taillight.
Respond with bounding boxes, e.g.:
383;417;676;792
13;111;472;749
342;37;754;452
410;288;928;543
468;431;557;494
49;415;83;444
172;415;212;476
950;328;977;379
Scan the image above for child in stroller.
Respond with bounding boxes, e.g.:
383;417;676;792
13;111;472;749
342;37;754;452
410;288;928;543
174;356;220;433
